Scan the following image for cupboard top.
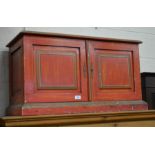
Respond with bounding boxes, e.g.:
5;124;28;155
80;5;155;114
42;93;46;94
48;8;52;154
6;31;142;47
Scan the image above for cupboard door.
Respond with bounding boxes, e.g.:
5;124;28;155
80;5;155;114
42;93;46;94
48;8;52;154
87;41;142;101
24;37;88;103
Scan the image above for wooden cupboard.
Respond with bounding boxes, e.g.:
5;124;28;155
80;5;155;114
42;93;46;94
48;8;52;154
7;31;148;116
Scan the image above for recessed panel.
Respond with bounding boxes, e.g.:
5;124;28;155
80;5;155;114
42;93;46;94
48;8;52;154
36;51;77;90
12;48;23;95
97;53;132;89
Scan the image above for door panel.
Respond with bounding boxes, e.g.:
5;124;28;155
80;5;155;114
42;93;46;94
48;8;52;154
87;41;142;101
24;37;88;102
96;50;133;89
35;47;78;90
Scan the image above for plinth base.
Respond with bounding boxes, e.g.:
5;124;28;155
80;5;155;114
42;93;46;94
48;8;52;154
7;101;148;116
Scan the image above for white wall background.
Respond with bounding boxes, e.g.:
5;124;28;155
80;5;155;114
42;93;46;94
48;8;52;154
0;27;155;116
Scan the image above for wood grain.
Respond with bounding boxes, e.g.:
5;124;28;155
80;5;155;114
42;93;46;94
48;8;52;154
1;110;155;127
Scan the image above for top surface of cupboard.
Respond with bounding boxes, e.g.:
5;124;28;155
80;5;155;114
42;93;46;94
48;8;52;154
7;31;142;47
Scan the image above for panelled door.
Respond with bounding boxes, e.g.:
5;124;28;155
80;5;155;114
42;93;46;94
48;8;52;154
87;41;142;101
24;36;142;103
24;36;88;103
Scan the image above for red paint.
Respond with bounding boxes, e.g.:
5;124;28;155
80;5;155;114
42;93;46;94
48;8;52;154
8;103;148;116
7;32;148;116
87;41;142;101
24;37;88;103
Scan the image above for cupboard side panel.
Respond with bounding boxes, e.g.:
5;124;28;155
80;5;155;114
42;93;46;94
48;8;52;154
9;38;24;104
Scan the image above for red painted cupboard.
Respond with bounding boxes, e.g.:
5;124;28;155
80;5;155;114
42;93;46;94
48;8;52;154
7;32;148;116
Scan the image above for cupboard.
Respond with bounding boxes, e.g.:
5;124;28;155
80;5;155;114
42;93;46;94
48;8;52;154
7;32;148;116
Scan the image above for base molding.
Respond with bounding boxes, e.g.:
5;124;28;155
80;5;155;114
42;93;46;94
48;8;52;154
7;101;148;116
